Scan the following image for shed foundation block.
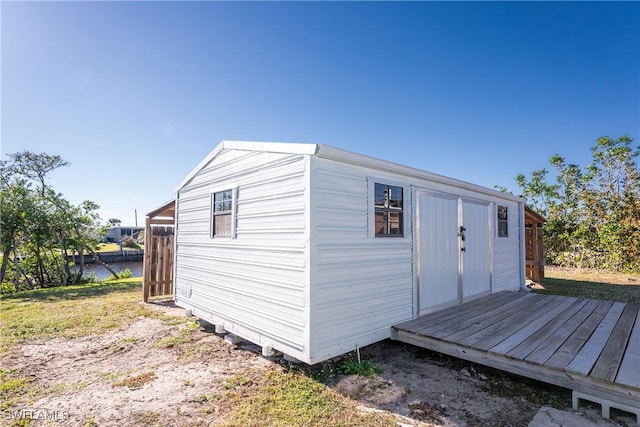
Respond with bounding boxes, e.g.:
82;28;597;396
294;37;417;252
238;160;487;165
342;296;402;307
224;334;244;345
572;390;639;423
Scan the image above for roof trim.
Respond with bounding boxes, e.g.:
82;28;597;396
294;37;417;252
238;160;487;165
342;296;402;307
525;206;547;223
175;140;524;203
314;144;524;202
146;199;175;219
175;140;318;191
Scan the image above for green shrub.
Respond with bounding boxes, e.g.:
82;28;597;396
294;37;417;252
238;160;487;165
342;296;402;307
0;281;17;294
108;268;133;281
337;358;381;377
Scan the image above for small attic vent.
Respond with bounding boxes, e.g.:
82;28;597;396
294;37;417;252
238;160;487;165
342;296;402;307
180;286;192;298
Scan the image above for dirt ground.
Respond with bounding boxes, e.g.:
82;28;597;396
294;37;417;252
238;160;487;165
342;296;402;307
2;301;631;427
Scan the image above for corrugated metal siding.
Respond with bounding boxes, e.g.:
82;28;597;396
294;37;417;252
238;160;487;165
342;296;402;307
174;149;308;358
309;158;414;362
493;200;521;291
418;192;459;310
461;200;491;298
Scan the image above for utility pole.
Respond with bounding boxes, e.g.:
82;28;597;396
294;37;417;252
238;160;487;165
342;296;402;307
135;209;138;227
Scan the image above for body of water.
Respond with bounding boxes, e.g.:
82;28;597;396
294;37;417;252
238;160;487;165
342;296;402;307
82;262;143;281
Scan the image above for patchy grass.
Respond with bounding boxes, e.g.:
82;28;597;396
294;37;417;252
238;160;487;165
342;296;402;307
153;320;199;349
97;243;142;252
0;279;164;352
535;267;640;304
0;368;33;411
97;242;121;252
0;280;403;426
219;369;397;427
112;372;157;389
224;374;252;390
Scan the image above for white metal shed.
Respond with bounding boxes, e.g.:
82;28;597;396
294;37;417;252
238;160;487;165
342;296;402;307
173;140;526;364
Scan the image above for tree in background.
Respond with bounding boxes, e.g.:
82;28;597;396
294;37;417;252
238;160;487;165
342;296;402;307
0;151;109;291
515;135;639;272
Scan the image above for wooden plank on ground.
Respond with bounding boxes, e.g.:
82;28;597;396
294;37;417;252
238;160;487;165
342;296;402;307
591;304;639;382
488;296;576;355
506;298;589;361
565;302;626;376
456;294;565;349
616;307;640;389
525;299;600;365
544;299;614;369
439;293;551;341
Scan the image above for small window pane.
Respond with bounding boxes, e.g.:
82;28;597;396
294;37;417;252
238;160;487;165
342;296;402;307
498;206;508;220
375;211;386;234
388;187;403;209
388;211;402;234
213;190;233;212
374;184;387;207
214;213;231;236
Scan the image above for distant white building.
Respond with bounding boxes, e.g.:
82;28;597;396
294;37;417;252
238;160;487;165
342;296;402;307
103;226;144;243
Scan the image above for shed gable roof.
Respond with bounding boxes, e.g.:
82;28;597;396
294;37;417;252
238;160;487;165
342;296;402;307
175;140;318;191
176;140;524;203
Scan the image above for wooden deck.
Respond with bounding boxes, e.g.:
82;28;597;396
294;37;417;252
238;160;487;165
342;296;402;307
391;291;640;417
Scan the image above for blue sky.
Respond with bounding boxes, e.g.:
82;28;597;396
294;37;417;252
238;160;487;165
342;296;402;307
2;1;639;225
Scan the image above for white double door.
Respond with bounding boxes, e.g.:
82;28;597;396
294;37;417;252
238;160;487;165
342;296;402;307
416;190;492;314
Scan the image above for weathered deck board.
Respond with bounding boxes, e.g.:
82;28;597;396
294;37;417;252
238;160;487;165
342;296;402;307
565;302;626;375
432;292;540;340
411;291;520;333
525;299;600;365
507;298;590;360
488;296;574;354
396;291;515;331
391;291;640;413
544;299;614;369
467;295;567;351
591;304;638;382
616;309;640;388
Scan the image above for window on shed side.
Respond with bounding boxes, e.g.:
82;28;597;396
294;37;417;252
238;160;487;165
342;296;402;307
497;205;508;237
374;183;403;237
211;189;233;237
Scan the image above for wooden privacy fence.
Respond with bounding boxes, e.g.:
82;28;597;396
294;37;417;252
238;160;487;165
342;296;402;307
143;226;174;301
524;207;546;283
143;200;176;302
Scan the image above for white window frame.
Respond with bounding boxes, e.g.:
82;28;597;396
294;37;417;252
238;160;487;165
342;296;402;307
210;186;238;239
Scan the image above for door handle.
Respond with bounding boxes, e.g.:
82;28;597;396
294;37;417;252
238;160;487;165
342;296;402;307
461;247;466;252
